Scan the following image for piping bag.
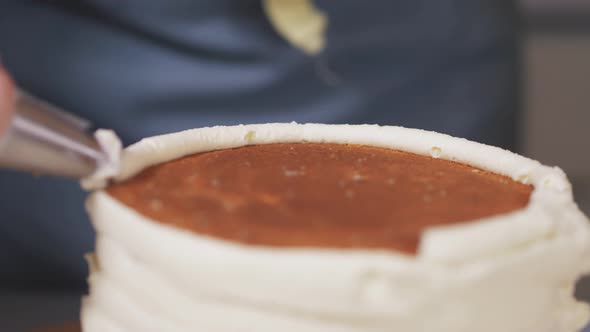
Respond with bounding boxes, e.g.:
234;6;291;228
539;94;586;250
0;89;121;188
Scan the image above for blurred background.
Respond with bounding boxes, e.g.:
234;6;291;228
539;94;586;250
522;2;590;330
522;0;590;211
0;0;589;331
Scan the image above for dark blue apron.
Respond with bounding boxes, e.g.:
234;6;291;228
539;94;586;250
0;0;520;287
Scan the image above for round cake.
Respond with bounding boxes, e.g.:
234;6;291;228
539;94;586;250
81;123;590;332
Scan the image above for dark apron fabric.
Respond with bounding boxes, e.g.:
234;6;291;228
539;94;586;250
0;0;520;288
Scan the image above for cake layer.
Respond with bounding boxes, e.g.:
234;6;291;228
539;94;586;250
107;143;532;254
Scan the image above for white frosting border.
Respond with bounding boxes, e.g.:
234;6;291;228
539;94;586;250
87;123;590;265
83;123;590;331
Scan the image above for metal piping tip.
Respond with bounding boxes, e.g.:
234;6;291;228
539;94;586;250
0;89;107;179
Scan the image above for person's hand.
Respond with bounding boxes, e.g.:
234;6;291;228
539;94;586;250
0;65;16;135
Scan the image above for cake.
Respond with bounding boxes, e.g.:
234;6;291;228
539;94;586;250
33;322;81;332
81;123;590;332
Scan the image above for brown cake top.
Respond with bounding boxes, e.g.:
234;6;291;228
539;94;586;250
107;143;533;254
32;321;81;332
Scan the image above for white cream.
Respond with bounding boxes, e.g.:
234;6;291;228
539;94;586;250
81;129;122;190
81;123;590;332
